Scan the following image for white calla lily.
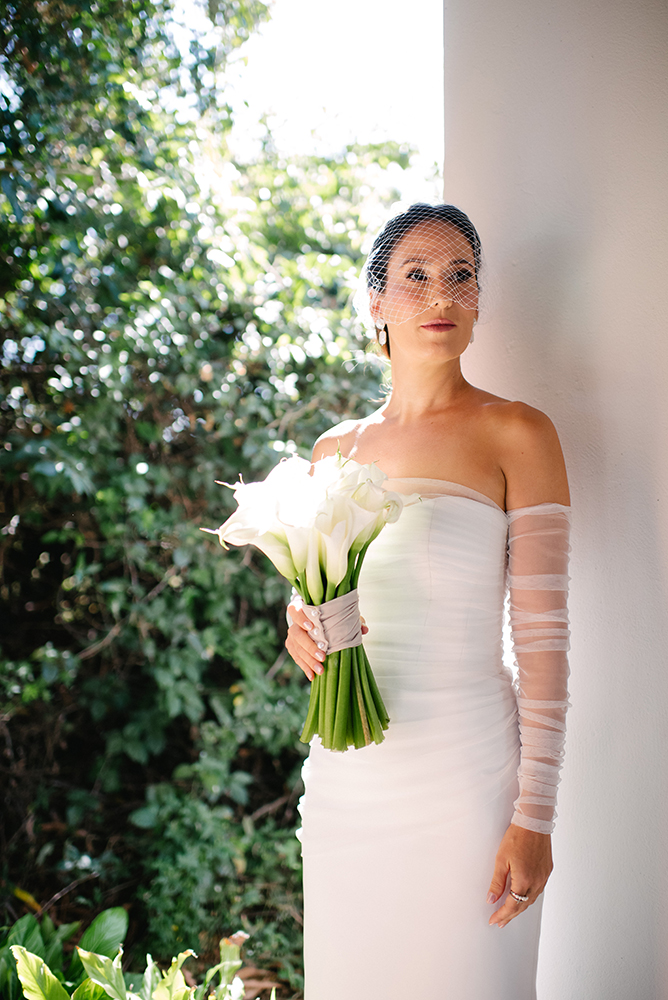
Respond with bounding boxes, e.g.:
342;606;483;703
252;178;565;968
203;450;419;753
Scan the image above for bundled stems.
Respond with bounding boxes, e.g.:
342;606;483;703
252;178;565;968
298;541;390;752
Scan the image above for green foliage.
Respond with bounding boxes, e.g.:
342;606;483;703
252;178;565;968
0;0;406;990
68;910;129;984
10;936;262;1000
0;909;126;1000
10;948;70;1000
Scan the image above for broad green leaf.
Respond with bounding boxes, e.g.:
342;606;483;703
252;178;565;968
77;948;126;1000
71;979;109;1000
41;939;64;984
10;946;70;1000
39;917;55;945
8;916;45;959
0;953;15;995
70;910;128;980
53;923;81;945
152;950;195;1000
78;910;128;959
0;945;22;1000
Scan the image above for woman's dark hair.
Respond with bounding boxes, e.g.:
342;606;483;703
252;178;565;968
365;203;482;295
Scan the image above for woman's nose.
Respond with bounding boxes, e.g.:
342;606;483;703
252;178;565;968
430;278;454;307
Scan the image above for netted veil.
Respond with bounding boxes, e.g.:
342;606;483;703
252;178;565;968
353;202;490;342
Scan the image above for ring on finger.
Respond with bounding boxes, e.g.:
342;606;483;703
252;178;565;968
509;889;530;903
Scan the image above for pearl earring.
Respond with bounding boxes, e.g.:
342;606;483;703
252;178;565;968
377;324;387;346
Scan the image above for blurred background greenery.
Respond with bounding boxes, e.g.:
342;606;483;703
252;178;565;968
0;0;415;994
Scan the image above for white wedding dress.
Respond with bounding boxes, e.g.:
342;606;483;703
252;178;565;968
297;480;571;1000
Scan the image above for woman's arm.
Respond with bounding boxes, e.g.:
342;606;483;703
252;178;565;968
498;401;570;510
488;403;571;929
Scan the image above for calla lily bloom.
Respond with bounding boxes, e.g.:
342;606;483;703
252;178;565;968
203;452;419;751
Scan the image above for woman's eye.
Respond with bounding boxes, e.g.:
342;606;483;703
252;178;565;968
406;268;429;282
453;268;474;283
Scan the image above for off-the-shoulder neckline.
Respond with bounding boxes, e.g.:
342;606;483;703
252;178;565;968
385;477;571;517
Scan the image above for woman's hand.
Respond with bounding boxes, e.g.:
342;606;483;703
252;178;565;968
487;824;553;929
285;601;327;682
285;601;368;682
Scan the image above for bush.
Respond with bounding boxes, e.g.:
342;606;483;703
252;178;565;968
0;0;408;990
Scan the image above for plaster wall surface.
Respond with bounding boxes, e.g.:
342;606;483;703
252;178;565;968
443;0;668;996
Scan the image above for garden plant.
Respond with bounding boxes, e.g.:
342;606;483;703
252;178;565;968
0;0;424;993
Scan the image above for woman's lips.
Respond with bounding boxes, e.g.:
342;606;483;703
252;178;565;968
420;320;456;330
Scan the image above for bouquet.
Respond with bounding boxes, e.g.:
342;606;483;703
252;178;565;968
203;453;416;751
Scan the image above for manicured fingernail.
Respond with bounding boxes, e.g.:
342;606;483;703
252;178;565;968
487;892;497;904
315;665;324;674
315;651;325;661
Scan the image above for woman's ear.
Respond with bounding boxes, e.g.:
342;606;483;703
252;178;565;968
369;288;384;329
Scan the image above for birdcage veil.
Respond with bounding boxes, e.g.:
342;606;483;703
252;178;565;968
353;202;491;340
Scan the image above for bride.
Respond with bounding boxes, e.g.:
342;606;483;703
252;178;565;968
286;203;571;999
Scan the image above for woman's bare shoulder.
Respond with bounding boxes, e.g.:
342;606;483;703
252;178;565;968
311;417;367;462
480;398;570;507
480;396;558;439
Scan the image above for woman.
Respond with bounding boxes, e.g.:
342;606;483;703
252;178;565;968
286;203;571;999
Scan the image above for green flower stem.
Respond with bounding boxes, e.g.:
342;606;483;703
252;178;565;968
336;549;358;598
350;539;373;589
357;647;385;745
323;649;340;748
363;648;390;728
349;651;364;748
317;653;329;739
297;545;391;751
332;645;352;751
300;672;320;744
351;647;371;747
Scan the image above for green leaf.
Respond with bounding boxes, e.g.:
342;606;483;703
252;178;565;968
71;980;109;1000
202;938;243;994
152;950;196;1000
70;910;128;980
217;940;242;989
40;917;56;946
138;955;160;1000
77;949;126;1000
78;910;128;959
8;916;45;959
10;946;71;1000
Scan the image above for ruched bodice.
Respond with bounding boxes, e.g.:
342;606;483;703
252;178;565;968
298;485;551;1000
360;494;509;695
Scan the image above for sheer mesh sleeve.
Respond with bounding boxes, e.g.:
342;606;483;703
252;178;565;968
507;502;571;835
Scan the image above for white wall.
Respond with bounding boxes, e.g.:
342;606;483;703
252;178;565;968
443;0;668;996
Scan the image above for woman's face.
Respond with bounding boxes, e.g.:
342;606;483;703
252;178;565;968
372;220;479;356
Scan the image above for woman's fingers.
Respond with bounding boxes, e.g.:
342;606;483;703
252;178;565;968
285;604;370;679
286;603;326;681
486;857;509;907
488;886;533;929
487;824;552;929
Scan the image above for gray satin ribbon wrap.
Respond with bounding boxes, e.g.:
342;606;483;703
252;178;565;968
291;589;364;655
